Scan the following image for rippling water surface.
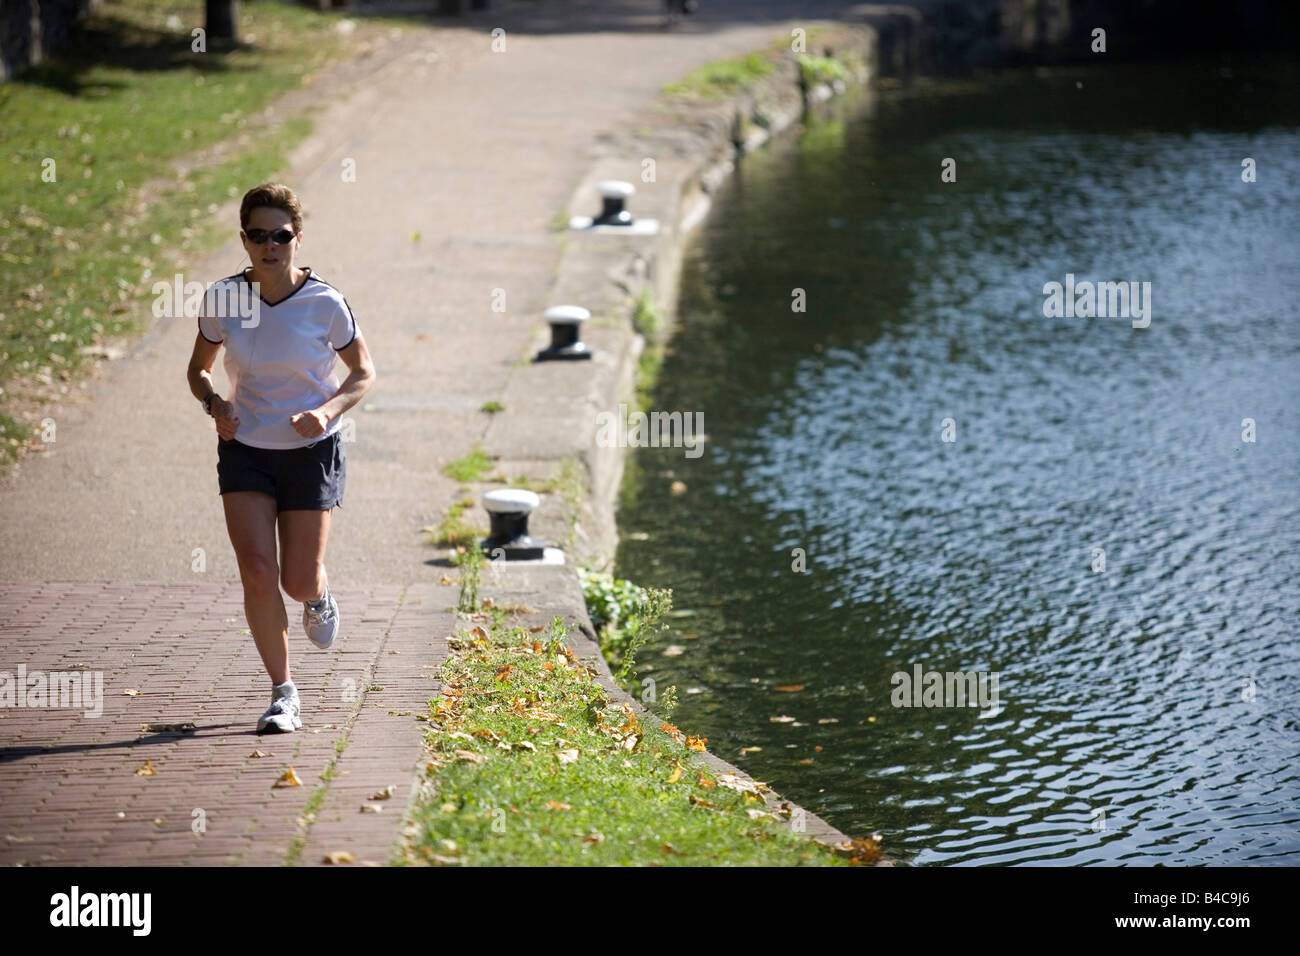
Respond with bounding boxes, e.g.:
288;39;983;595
614;60;1300;864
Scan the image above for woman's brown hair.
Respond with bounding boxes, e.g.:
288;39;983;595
239;183;303;234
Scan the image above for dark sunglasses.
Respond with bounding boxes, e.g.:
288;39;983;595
243;228;297;245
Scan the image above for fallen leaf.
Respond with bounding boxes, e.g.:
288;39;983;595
770;715;796;723
670;480;687;495
513;741;536;752
799;758;814;765
685;734;707;751
134;760;156;776
360;804;383;813
494;664;513;681
370;785;396;800
842;835;885;865
716;773;761;795
274;767;303;788
582;830;604;845
248;749;270;758
688;794;717;810
663;645;685;657
557;748;579;765
546;801;572;811
454;749;484;763
773;685;805;693
323;851;355;865
667;761;683;784
123;689;141;697
739;746;762;755
696;774;715;788
661;843;686;856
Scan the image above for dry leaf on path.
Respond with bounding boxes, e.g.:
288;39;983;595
323;851;355;865
134;760;156;776
248;749;270;758
370;785;396;800
274;767;303;788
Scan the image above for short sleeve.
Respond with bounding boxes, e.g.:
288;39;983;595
329;298;357;351
198;284;224;344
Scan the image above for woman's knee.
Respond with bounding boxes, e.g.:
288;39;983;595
280;563;324;604
239;553;281;598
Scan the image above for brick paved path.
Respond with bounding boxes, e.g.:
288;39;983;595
0;581;455;866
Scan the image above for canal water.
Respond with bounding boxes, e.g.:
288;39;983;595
615;58;1300;865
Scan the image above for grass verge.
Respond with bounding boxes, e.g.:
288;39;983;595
400;613;857;866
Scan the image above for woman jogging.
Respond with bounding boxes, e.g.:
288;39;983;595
186;183;376;734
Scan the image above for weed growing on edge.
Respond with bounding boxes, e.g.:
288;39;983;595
451;544;485;614
441;446;494;483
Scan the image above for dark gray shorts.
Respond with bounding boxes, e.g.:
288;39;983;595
217;432;345;511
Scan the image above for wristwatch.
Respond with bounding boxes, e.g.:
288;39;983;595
203;393;217;415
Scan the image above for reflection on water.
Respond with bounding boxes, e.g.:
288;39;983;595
615;60;1300;864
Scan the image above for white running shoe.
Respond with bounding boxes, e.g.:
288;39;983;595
257;684;301;734
303;586;339;649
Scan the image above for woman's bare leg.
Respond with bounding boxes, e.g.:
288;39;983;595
277;508;331;605
222;491;290;684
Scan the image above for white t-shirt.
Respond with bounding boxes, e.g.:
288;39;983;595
198;267;358;449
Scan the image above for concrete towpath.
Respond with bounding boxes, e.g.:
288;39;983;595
0;0;857;865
